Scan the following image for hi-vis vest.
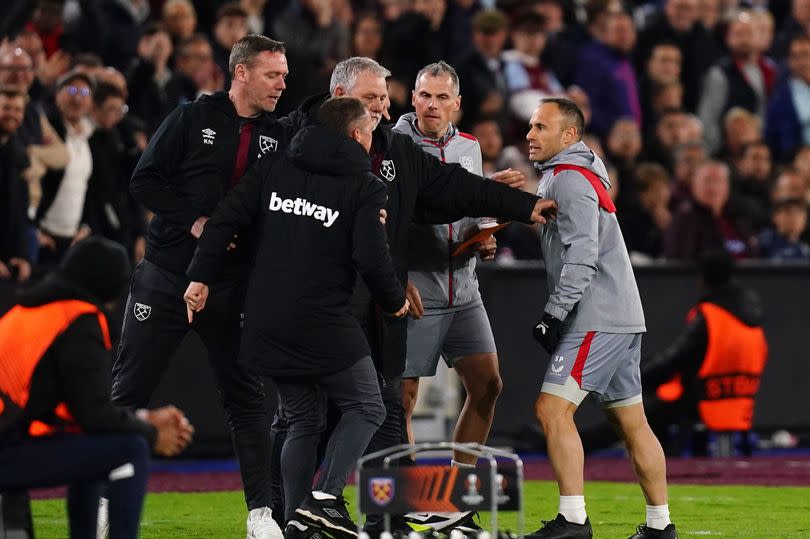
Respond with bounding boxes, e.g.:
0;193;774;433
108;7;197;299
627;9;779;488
657;302;768;431
0;300;111;437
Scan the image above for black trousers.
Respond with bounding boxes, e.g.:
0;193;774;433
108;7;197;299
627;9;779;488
270;373;407;523
0;433;150;539
111;259;271;510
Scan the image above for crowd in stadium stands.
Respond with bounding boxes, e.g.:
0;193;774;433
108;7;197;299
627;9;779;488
2;0;810;284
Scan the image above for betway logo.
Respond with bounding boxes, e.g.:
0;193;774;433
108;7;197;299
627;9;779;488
268;192;340;228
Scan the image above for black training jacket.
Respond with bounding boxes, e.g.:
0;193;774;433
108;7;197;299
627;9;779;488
279;93;541;377
187;125;405;377
130;91;291;277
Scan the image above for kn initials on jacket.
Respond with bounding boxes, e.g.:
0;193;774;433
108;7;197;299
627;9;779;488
394;112;487;311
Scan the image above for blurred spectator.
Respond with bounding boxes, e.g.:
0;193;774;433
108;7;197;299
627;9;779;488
352;12;383;59
95;0;150;72
273;0;350;114
620;162;672;260
470;117;503;177
165;34;223;108
456;10;509;129
162;0;198;47
771;168;809;203
0;89;33;283
765;35;810;163
640;42;682;136
565;85;592;128
772;0;810;60
664;160;757;259
671;140;708;208
576;11;641;138
212;3;249;87
643;107;691;168
605;117;642;209
36;70;97;265
241;0;269;35
127;23;174;133
26;0;67;58
540;0;587;88
756;198;810;260
698;0;723;35
792;146;810;197
732;140;773;226
721;107;761;161
635;0;722;112
698;11;776;154
13;27;70;93
503;11;563;122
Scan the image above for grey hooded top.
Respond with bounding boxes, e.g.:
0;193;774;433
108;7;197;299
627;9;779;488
394;112;485;310
535;141;646;333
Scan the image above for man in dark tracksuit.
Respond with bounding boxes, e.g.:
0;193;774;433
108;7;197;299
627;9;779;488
0;237;193;539
110;35;290;537
270;57;557;532
184;97;408;539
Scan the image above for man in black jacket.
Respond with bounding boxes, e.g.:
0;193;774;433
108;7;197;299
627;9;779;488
185;96;408;539
0;237;193;539
270;56;556;533
111;34;290;538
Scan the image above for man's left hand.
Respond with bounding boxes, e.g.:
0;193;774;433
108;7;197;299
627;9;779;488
476;236;497;261
530;198;557;224
491;168;525;189
533;312;563;354
8;258;31;282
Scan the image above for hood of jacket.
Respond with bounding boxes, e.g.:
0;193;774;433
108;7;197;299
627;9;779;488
534;141;611;191
393;112;459;145
701;283;763;327
287;125;371;176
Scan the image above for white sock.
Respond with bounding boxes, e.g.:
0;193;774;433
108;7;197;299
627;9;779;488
646;504;671;530
559;495;587;525
312;490;336;501
451;459;475;468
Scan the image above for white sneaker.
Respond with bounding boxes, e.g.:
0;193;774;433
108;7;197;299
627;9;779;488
96;497;109;539
247;507;284;539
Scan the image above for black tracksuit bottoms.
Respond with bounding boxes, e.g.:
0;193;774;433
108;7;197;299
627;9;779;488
0;433;149;539
111;258;271;510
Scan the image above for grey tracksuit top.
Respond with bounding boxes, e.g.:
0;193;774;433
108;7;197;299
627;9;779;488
394;112;485;310
535;142;646;333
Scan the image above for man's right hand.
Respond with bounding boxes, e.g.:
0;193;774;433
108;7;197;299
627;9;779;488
405;280;424;319
388;298;411;319
191;216;209;239
146;405;194;457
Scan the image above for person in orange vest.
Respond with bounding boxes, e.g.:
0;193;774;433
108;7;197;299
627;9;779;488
0;237;194;539
643;250;768;456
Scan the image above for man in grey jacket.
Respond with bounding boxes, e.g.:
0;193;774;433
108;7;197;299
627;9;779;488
393;61;518;531
527;98;677;539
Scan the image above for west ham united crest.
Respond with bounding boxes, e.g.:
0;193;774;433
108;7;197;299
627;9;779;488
380;159;396;181
258;135;278;157
133;302;151;322
369;477;394;506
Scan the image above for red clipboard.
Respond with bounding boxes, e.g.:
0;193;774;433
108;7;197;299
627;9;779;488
452;222;510;257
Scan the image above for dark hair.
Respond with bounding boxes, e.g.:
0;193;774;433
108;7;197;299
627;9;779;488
141;21;166;37
511;10;547;33
633;162;670;192
56;69;95;92
772;197;808;213
319;96;369;138
178;33;212;58
93;81;125;107
539;97;585;139
216;1;248;21
415;61;460;95
0;87;28;101
699;249;734;287
228;34;285;76
73;53;103;69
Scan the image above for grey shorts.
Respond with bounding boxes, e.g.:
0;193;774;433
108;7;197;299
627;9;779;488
403;301;497;378
540;331;643;408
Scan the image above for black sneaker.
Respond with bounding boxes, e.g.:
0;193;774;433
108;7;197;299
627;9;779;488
526;514;593;539
285;520;341;539
295;493;357;539
363;514;412;539
627;524;678;539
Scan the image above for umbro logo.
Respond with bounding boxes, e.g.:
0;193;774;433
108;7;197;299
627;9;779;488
202;128;216;145
323;508;344;519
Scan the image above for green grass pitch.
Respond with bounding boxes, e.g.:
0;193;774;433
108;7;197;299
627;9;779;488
31;480;810;538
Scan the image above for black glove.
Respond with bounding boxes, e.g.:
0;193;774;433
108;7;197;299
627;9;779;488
533;312;563;353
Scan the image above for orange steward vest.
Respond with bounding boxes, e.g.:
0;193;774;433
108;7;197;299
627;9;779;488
0;300;111;437
656;302;767;431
